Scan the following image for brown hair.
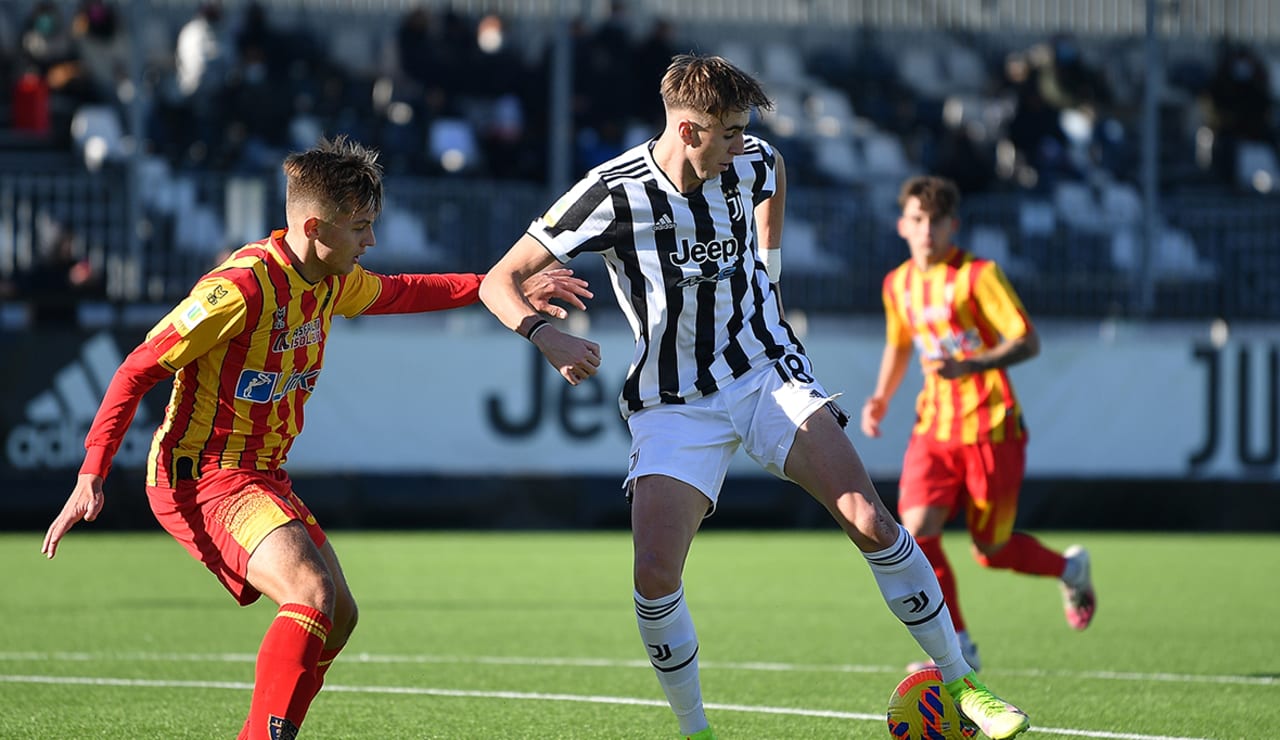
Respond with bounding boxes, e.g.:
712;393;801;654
660;53;774;120
282;135;384;219
897;175;960;218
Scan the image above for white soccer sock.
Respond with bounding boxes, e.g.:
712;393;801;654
1061;552;1084;585
635;585;708;735
864;524;970;682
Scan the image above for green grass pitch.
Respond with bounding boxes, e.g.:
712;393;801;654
1;530;1276;738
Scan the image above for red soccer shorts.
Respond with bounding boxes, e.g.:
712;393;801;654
897;434;1027;547
146;468;326;606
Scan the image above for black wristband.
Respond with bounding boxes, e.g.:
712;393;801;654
520;318;549;340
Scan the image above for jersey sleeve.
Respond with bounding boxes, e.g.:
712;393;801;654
743;135;778;206
80;342;172;479
145;276;250;372
526;175;615;261
329;264;483;317
972;262;1033;340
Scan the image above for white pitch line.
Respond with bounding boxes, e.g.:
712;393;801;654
0;651;1273;687
0;674;1213;740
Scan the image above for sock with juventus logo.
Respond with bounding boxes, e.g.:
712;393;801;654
635;585;708;735
864;524;968;682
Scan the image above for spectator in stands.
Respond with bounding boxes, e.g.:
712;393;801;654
174;1;225;100
69;0;128;106
1003;47;1070;187
395;6;451;118
15;225;103;325
1201;40;1275;186
629;17;676;127
470;12;541;181
569;9;632;171
17;0;84;144
219;3;292;171
861;175;1097;675
1037;34;1112;116
169;0;226;165
41;135;591;740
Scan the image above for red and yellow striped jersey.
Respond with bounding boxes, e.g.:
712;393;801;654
881;248;1032;445
132;230;481;486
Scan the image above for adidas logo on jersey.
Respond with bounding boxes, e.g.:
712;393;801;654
4;332;153;469
652;214;676;231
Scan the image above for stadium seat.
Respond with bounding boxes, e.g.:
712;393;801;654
760;43;811;88
1235;141;1280;194
717;41;758;74
969;224;1035;280
1053;181;1104;234
1018;199;1056;237
941;43;988;94
428;118;481;173
778;218;845;273
1100;181;1143;228
812;137;862;185
69;105;127;171
861;131;910;178
806;86;857;138
376;206;448;266
898;47;947;100
760;89;809;139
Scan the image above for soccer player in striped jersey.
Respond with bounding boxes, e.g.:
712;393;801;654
40;136;590;739
861;175;1097;676
480;54;1029;740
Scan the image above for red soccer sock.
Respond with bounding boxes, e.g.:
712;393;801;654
240;603;332;740
976;531;1068;577
315;646;342;690
293;645;345;723
916;534;966;634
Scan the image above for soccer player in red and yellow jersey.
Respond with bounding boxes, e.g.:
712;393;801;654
862;175;1097;673
40;136;591;739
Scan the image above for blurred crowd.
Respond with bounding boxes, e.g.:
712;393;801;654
4;1;1275;189
2;0;1278;321
1;0;678;181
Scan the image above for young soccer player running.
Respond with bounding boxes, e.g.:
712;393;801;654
40;136;590;739
861;175;1096;674
479;54;1030;740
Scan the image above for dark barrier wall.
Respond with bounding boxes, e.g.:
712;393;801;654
8;470;1280;533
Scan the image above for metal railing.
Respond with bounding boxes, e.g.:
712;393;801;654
2;165;1274;321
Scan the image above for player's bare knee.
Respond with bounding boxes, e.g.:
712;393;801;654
971;539;1007;566
832;493;897;546
633;554;682;598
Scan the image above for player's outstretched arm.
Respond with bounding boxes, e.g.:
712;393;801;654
42;473;105;559
40;342;171;559
481;235;601;386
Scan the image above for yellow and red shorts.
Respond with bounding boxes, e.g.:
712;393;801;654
898;434;1027;547
146;467;325;605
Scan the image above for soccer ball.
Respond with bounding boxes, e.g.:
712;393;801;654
886;668;978;739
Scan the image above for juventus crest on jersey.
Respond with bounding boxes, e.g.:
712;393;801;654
528;134;805;417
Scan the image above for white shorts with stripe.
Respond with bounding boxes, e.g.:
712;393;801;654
624;355;846;511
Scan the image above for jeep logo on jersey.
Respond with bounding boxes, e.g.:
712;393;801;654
669;237;739;266
235;369;321;403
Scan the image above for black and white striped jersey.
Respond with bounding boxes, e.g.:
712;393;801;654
527;134;806;418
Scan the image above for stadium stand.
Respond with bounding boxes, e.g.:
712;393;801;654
1;0;1278;323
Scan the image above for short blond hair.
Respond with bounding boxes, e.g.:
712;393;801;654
660;53;774;120
282;135;384;219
